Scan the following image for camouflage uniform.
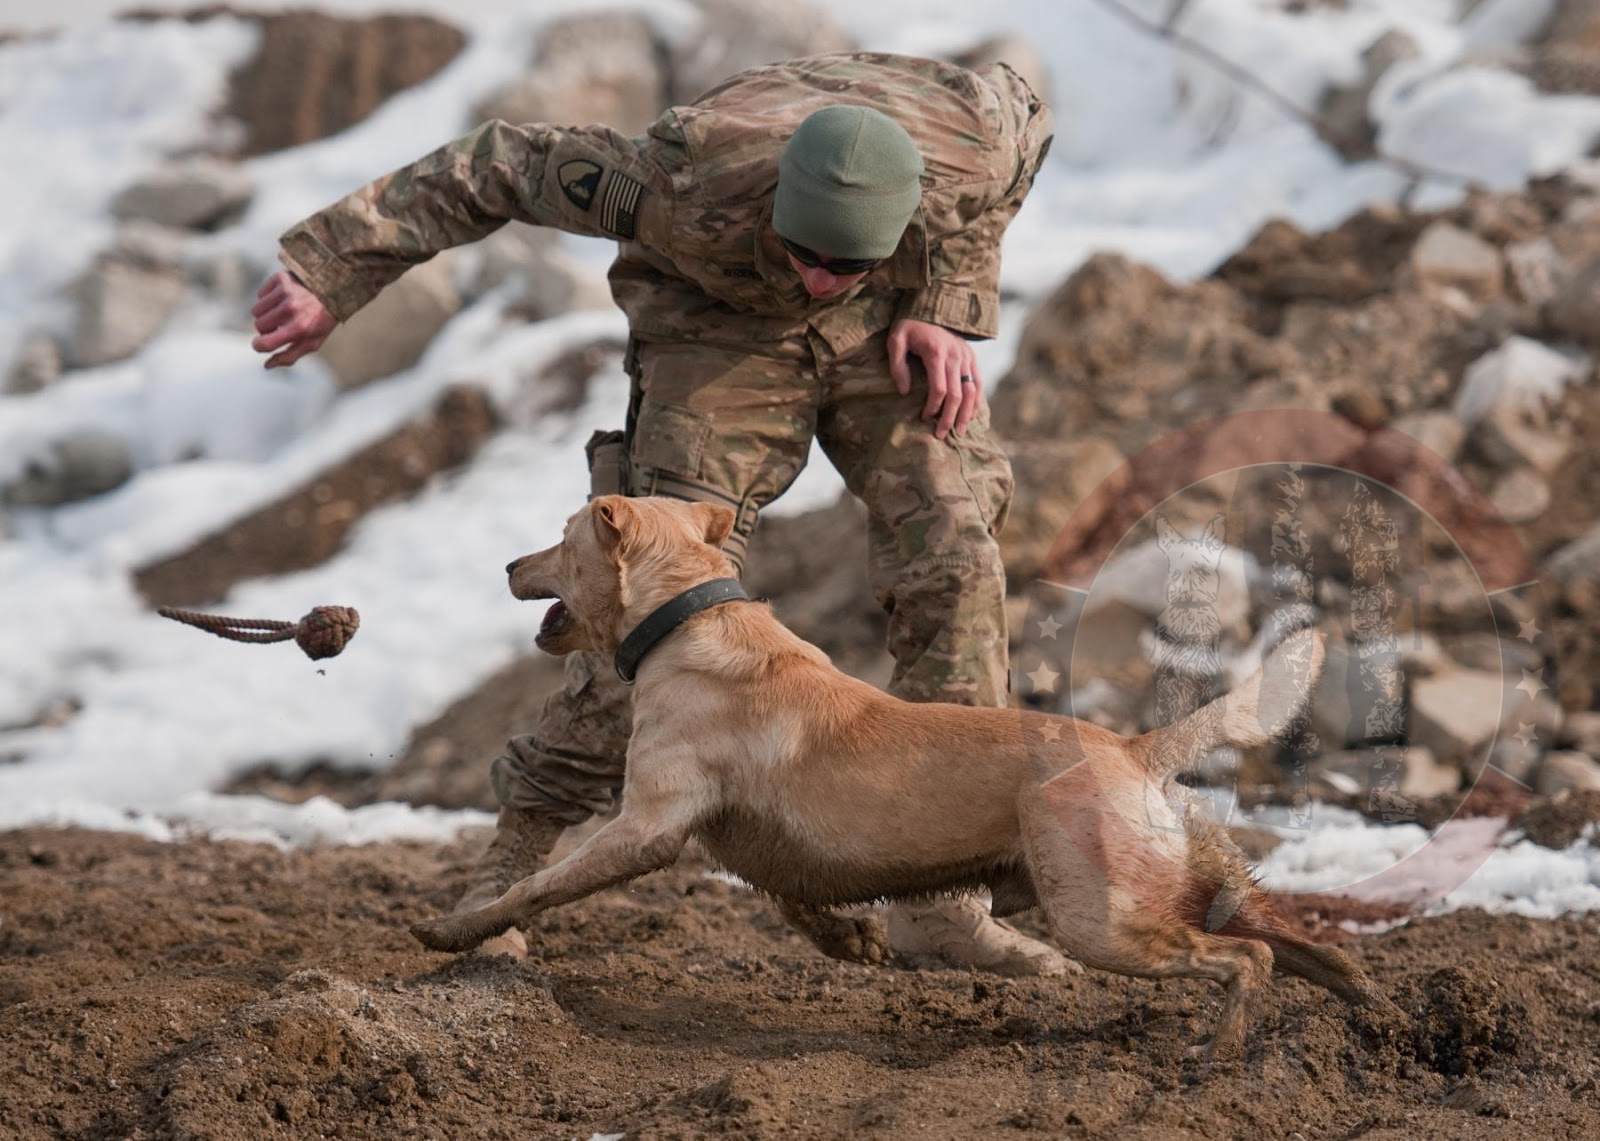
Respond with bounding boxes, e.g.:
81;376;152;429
279;52;1052;827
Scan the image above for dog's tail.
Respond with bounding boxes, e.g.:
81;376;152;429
1135;628;1325;781
1180;818;1394;1011
1182;877;1391;1009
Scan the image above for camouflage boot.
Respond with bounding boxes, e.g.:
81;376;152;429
452;808;567;959
886;896;1077;977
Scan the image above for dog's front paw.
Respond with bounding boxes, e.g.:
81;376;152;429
411;915;487;954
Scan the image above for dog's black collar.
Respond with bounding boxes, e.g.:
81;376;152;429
614;577;748;684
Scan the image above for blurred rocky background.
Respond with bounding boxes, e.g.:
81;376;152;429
4;0;1600;850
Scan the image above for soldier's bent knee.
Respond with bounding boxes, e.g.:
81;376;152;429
489;740;619;827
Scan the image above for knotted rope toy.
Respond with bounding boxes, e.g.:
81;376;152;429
157;605;360;660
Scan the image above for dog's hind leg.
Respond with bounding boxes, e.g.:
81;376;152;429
1020;775;1273;1062
776;900;890;966
1037;877;1275;1063
1138;927;1274;1062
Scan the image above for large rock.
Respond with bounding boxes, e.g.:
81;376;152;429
1549;257;1600;345
130;10;470;157
1389;409;1466;462
4;333;62;396
993;253;1288;451
474;12;665;136
667;0;854;105
1535;750;1600;795
317;255;462;390
111;157;253;230
134;385;497;606
999;437;1124;583
457;225;612;320
2;430;134;507
1309;745;1459;800
1487;466;1551;523
107;219;191;268
1505;236;1564;307
66;256;186;368
1308;637;1408;750
1409;222;1505;300
1542;0;1600;55
1409;667;1539;767
1455;336;1588;473
1545;520;1600;582
1456;337;1590;425
1558;709;1600;755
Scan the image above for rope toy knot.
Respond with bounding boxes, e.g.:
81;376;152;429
293;606;361;660
158;605;361;661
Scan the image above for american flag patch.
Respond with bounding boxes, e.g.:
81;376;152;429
599;169;644;239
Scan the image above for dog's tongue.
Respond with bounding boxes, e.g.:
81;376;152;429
539;600;569;636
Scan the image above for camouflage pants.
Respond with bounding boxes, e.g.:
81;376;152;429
491;332;1014;823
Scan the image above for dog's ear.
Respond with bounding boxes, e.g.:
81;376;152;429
1200;513;1226;551
693;503;736;548
591;495;637;556
1155;515;1178;552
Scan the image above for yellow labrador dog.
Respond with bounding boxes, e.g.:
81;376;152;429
413;495;1394;1059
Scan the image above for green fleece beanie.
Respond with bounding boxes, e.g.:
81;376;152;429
774;105;924;260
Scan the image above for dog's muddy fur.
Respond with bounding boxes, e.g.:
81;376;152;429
411;497;1401;1059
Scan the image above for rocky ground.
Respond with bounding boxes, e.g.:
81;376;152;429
3;826;1599;1141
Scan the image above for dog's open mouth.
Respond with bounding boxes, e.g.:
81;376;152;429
536;599;572;645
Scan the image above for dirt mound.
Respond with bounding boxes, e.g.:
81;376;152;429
1405;965;1532;1079
1;828;1597;1139
123;7;467;157
1516;787;1600;847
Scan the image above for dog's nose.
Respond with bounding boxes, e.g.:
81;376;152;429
505;558;520;575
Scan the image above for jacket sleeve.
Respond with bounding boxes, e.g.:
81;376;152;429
895;67;1054;340
278;118;676;322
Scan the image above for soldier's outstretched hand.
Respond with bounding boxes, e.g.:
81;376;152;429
252;270;337;369
888;318;986;441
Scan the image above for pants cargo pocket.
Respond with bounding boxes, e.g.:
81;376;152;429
630;401;712;478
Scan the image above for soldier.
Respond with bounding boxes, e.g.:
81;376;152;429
252;52;1064;975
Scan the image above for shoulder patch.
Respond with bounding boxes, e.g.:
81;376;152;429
559;160;602;210
599;170;646;240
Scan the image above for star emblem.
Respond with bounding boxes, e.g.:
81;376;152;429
1037;614;1062;640
1512;721;1538;750
1517;618;1542;643
1037;720;1062;743
1515;669;1547;701
1026;660;1060;694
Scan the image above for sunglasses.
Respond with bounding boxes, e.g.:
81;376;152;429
779;236;882;276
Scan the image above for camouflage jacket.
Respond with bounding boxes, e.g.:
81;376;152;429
278;52;1053;362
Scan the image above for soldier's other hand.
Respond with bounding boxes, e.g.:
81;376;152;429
888;318;985;440
252;270;337;369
